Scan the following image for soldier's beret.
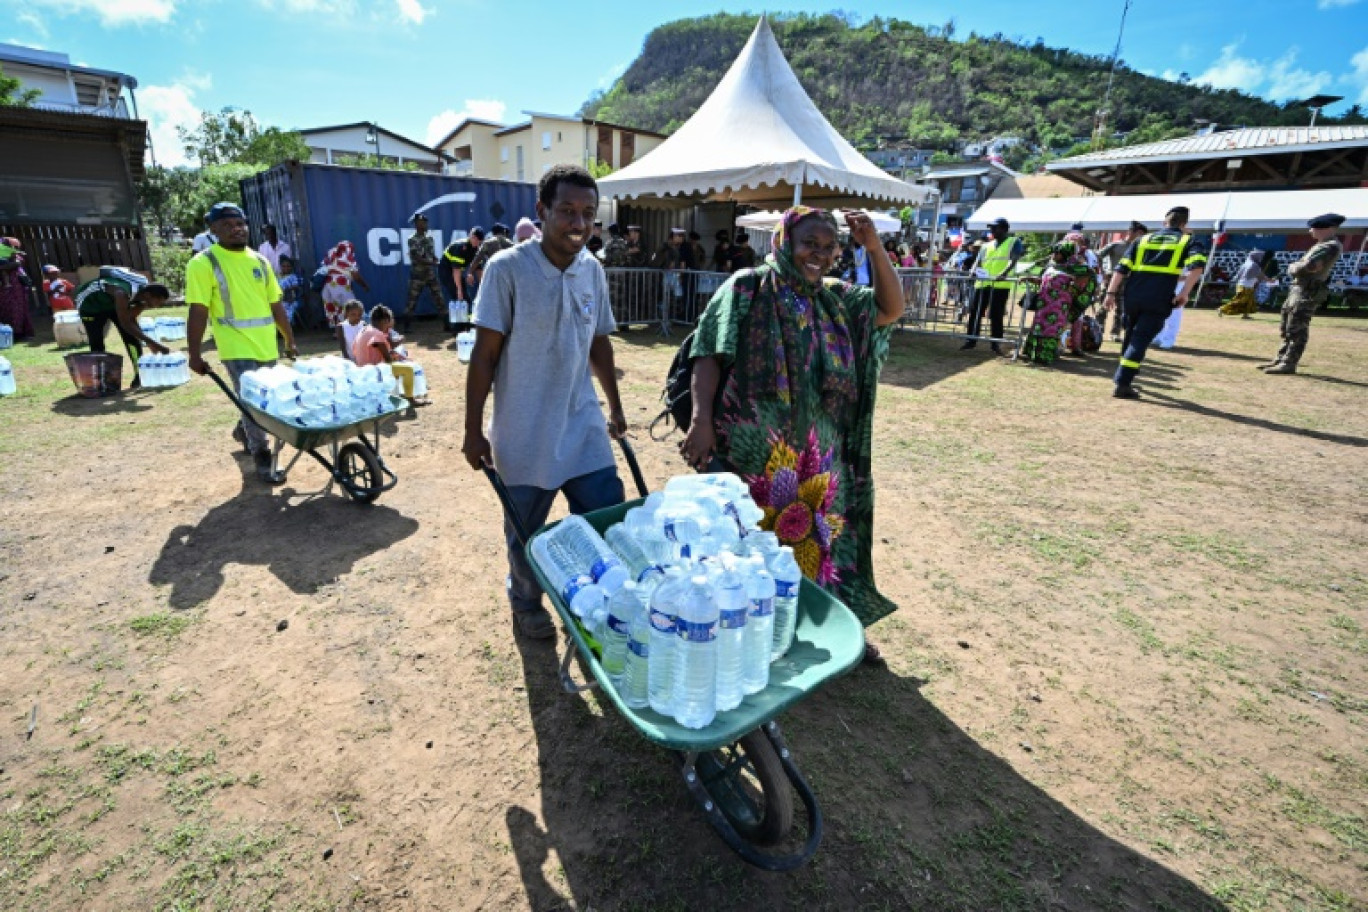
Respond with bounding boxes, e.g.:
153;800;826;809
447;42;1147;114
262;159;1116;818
1308;213;1345;229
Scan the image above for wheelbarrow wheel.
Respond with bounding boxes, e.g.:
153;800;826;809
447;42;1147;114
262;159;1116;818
697;729;794;846
337;441;383;503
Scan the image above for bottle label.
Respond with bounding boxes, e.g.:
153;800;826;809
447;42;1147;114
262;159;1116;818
607;614;631;636
677;618;717;643
723;501;746;535
590;557;614;582
628;638;649;659
775;580;798;598
719;607;748;630
649;607;675;634
562;574;593;604
637;565;665;584
663;521;680;543
750;596;774;618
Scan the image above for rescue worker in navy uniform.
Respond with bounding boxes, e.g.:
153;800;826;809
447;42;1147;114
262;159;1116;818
1262;213;1344;375
1102;206;1207;399
962;217;1022;354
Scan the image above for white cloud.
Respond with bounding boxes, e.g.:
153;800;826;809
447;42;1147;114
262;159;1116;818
28;0;178;26
1350;46;1368;104
269;0;356;12
1195;41;1265;91
140;73;210;168
597;60;628;90
425;100;508;146
1265;48;1332;101
1318;0;1361;8
16;11;49;39
1160;69;1184;82
395;0;430;24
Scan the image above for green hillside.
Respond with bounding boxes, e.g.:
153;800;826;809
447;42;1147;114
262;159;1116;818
581;13;1364;164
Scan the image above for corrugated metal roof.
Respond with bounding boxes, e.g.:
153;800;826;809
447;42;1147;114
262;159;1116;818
1048;126;1368;171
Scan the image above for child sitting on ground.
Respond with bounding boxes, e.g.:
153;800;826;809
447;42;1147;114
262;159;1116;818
336;300;366;362
352;304;428;405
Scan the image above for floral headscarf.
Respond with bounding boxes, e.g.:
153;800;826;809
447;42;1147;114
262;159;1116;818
754;206;858;406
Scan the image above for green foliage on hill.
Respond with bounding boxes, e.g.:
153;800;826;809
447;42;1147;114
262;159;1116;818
582;12;1365;163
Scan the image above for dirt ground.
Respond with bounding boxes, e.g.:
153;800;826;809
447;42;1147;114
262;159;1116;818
1;306;1365;912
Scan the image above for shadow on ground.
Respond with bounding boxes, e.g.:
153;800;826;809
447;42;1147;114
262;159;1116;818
505;635;1224;911
1143;389;1368;447
148;452;419;609
51;390;156;417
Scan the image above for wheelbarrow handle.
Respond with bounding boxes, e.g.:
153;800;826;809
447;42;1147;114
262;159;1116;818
616;436;650;498
483;463;532;547
203;367;259;426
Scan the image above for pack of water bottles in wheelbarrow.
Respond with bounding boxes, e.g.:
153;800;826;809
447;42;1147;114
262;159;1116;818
487;442;866;870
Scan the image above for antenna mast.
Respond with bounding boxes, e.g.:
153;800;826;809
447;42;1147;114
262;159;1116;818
1093;0;1132;150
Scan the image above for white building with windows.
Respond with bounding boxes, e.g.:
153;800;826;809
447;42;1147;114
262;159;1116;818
296;123;450;173
434;112;665;182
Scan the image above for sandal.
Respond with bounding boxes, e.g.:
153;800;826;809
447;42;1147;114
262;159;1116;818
862;641;885;666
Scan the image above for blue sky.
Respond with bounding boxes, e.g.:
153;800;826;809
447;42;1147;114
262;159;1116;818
8;0;1368;168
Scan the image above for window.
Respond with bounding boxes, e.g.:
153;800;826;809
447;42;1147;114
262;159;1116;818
74;80;102;107
542;131;552;151
500;146;509;163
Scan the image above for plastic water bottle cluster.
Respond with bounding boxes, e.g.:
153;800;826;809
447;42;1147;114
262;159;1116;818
0;355;15;396
0;323;12;350
532;473;803;730
137;351;191;387
239;356;402;427
153;316;187;341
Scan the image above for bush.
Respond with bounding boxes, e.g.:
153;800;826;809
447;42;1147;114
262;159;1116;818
149;236;194;296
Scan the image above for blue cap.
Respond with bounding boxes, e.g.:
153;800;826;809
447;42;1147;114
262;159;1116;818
205;202;245;224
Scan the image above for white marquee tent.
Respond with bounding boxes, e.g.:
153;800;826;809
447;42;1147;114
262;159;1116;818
597;17;932;209
967;188;1368;233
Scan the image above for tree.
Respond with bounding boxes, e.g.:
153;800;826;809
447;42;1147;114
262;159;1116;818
330;152;423;172
178;107;310;168
138;162;265;237
0;64;39;106
586;158;615;179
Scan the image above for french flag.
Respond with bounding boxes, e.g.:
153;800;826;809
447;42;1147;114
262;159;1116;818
947;227;963;248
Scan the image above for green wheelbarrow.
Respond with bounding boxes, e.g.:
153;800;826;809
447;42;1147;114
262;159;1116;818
207;367;407;503
485;438;866;871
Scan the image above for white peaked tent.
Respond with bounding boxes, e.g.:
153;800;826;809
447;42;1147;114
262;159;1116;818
597;17;932;208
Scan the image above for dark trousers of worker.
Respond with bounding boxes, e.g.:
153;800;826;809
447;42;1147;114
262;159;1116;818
82;312;143;384
966;286;1009;341
503;465;625;615
1114;308;1170;389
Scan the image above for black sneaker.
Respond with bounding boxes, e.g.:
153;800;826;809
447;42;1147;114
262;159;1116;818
512;606;556;640
232;424;247;450
1112;385;1141;400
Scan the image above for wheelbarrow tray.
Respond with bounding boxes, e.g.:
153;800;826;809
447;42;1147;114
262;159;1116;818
240;395;408;451
527;498;866;753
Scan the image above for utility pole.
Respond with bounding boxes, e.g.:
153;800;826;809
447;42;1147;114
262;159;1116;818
1093;0;1132;150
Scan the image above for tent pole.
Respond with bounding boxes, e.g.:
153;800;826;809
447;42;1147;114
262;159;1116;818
793;183;802;208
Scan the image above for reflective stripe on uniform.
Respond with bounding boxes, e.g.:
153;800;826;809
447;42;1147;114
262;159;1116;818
975;235;1018;289
1126;232;1189;276
204;250;276;329
1119;358;1142;369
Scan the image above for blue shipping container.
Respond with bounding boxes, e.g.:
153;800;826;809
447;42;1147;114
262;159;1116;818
240;162;538;317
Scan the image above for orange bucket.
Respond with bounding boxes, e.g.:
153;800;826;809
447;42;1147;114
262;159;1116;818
63;352;124;397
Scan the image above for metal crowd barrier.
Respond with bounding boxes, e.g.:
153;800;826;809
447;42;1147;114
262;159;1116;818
605;266;1031;350
605;268;732;336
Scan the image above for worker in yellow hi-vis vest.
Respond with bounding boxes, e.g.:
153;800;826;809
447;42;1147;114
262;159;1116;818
962;217;1023;354
1102;206;1207;400
186;202;298;483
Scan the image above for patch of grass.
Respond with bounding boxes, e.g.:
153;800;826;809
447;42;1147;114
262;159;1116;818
1163;532;1266;571
1115;606;1165;655
128;612;193;638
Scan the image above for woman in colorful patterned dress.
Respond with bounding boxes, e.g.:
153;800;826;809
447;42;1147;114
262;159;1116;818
319;240;369;328
1021;241;1093;365
1061;231;1100;355
680;207;904;661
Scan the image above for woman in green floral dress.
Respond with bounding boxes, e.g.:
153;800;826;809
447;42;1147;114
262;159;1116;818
680;207;905;659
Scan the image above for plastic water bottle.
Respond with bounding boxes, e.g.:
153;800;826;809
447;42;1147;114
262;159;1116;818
0;355;14;396
671;575;719;729
530;533;607;620
712;557;748;712
620;593;652;709
647;567;687;716
410;362;427;397
0;323;12;350
601;581;639;684
604;524;666;587
456;330;476;363
770;546;802;661
547;515;629;594
654;503;710;554
741;556;775;694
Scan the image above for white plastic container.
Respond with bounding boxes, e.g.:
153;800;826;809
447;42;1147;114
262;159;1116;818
0;355;15;396
0;323;12;350
456;330;476;363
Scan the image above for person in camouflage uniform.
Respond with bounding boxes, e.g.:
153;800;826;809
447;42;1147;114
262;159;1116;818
470;222;516;283
624;225;648;267
403;214;443;330
1263;213;1344;375
602;222;629;267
